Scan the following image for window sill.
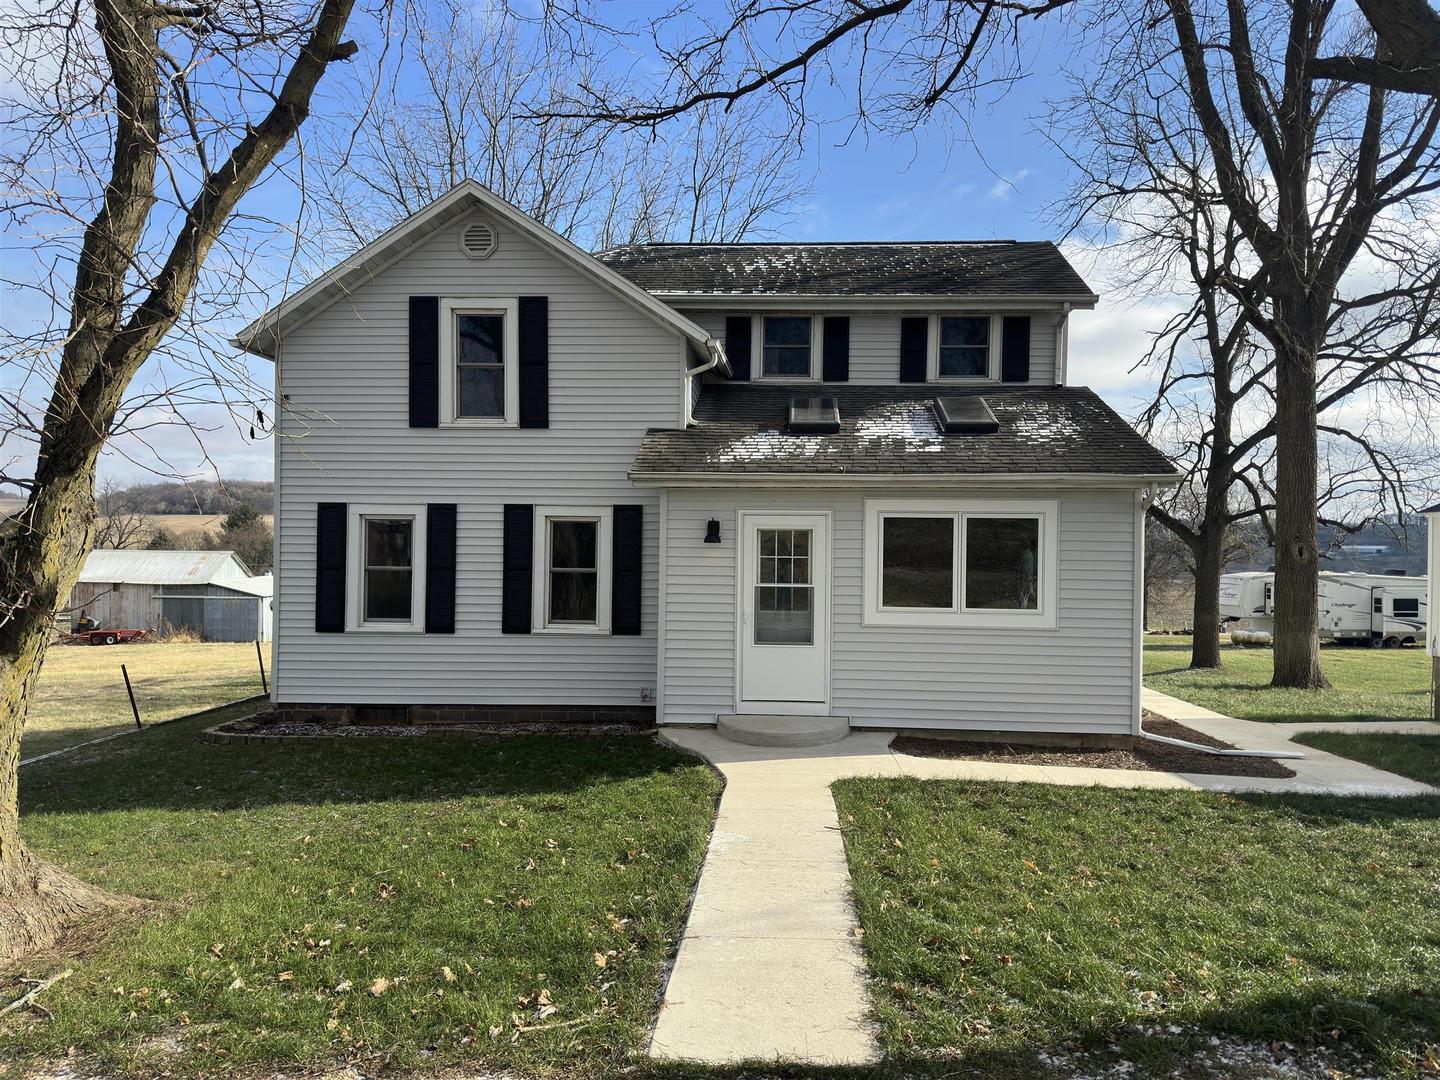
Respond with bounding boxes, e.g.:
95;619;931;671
863;610;1056;631
531;624;612;636
439;418;518;428
346;622;426;634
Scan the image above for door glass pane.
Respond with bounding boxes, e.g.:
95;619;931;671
881;516;954;608
755;528;814;643
964;517;1039;610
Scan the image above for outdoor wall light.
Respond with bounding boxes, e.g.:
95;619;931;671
704;518;722;544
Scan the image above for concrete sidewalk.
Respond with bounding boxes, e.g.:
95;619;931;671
649;700;1435;1066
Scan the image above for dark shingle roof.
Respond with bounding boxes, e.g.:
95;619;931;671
630;384;1176;479
594;242;1095;298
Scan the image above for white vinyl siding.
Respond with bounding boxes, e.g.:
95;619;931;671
272;210;683;705
678;310;1062;385
660;487;1138;735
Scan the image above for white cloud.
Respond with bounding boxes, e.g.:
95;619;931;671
987;167;1033;202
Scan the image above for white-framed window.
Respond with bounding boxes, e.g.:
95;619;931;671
532;506;613;633
438;297;519;425
753;314;820;379
863;498;1058;628
929;314;998;380
347;504;427;632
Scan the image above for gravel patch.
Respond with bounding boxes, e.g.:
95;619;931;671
891;711;1295;779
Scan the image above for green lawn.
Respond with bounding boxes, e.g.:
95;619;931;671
1144;635;1432;724
1294;732;1440;787
836;778;1440;1076
24;641;271;758
4;716;720;1078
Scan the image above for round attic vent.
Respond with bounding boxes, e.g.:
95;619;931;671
459;221;497;259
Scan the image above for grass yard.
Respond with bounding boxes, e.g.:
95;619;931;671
836;778;1440;1076
23;641;270;758
3;716;720;1078
1294;732;1440;787
1144;634;1432;724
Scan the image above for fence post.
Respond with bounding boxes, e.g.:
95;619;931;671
121;664;142;729
256;639;268;696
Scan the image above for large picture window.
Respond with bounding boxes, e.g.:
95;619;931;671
346;504;427;632
439;297;519;425
532;506;613;633
758;315;815;378
864;499;1057;628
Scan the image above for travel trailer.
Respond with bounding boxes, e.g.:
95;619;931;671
1219;569;1427;647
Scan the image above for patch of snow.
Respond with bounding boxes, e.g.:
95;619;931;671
854;404;944;453
715;431;825;462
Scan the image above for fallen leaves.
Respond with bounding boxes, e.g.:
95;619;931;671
368;977;391;997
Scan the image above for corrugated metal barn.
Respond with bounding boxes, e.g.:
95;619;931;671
66;550;273;642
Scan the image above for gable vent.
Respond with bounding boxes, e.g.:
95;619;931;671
459;222;497;259
935;395;999;434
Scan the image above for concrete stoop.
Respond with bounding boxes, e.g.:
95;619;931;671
717;713;851;747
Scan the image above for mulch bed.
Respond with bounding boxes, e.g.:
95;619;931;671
211;712;647;739
891;710;1296;779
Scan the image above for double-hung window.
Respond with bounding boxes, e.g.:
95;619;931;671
439;297;519;425
757;315;816;378
532;506;613;633
936;315;992;378
347;504;427;631
864;499;1057;628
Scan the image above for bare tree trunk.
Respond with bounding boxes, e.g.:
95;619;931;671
0;457;133;959
1190;525;1226;669
0;0;361;966
1270;340;1329;689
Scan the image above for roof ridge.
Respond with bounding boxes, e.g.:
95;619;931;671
600;240;1035;250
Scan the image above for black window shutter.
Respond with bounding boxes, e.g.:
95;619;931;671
899;317;928;383
409;296;439;428
1002;316;1032;383
425;504;457;634
502;504;534;634
315;502;347;633
822;316;850;382
612;505;644;636
518;296;549;428
725;316;752;382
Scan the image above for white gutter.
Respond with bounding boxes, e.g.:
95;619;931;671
630;471;1181;490
1056;303;1072;385
1138;730;1304;760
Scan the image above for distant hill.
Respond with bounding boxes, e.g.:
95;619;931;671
114;479;273;515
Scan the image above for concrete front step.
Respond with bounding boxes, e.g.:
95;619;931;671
717;713;851;747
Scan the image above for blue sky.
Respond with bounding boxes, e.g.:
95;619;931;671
17;11;1158;488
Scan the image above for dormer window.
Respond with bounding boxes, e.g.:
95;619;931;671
936;315;993;379
759;315;817;378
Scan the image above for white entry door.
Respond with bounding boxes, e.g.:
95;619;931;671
738;513;830;713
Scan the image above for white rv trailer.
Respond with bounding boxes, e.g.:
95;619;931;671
1219;569;1427;646
1318;571;1428;647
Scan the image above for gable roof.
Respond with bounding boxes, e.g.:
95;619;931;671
629;384;1176;484
78;549;253;585
594;241;1098;302
231;180;725;368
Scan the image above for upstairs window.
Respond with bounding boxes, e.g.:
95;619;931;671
936;315;993;379
455;313;505;418
439;297;519;425
761;316;814;378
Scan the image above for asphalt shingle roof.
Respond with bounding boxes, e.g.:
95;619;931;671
594;242;1096;298
630;384;1176;479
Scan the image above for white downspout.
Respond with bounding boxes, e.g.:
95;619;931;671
1056;304;1071;385
1133;483;1156;736
683;338;727;427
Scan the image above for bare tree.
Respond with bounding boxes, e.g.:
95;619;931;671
314;0;809;250
92;479;152;550
0;0;374;963
1052;7;1440;675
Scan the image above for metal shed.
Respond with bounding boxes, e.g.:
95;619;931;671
66;550;273;642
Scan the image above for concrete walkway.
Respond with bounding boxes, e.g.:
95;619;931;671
650;700;1436;1066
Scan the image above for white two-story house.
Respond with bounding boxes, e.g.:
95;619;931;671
235;180;1176;742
